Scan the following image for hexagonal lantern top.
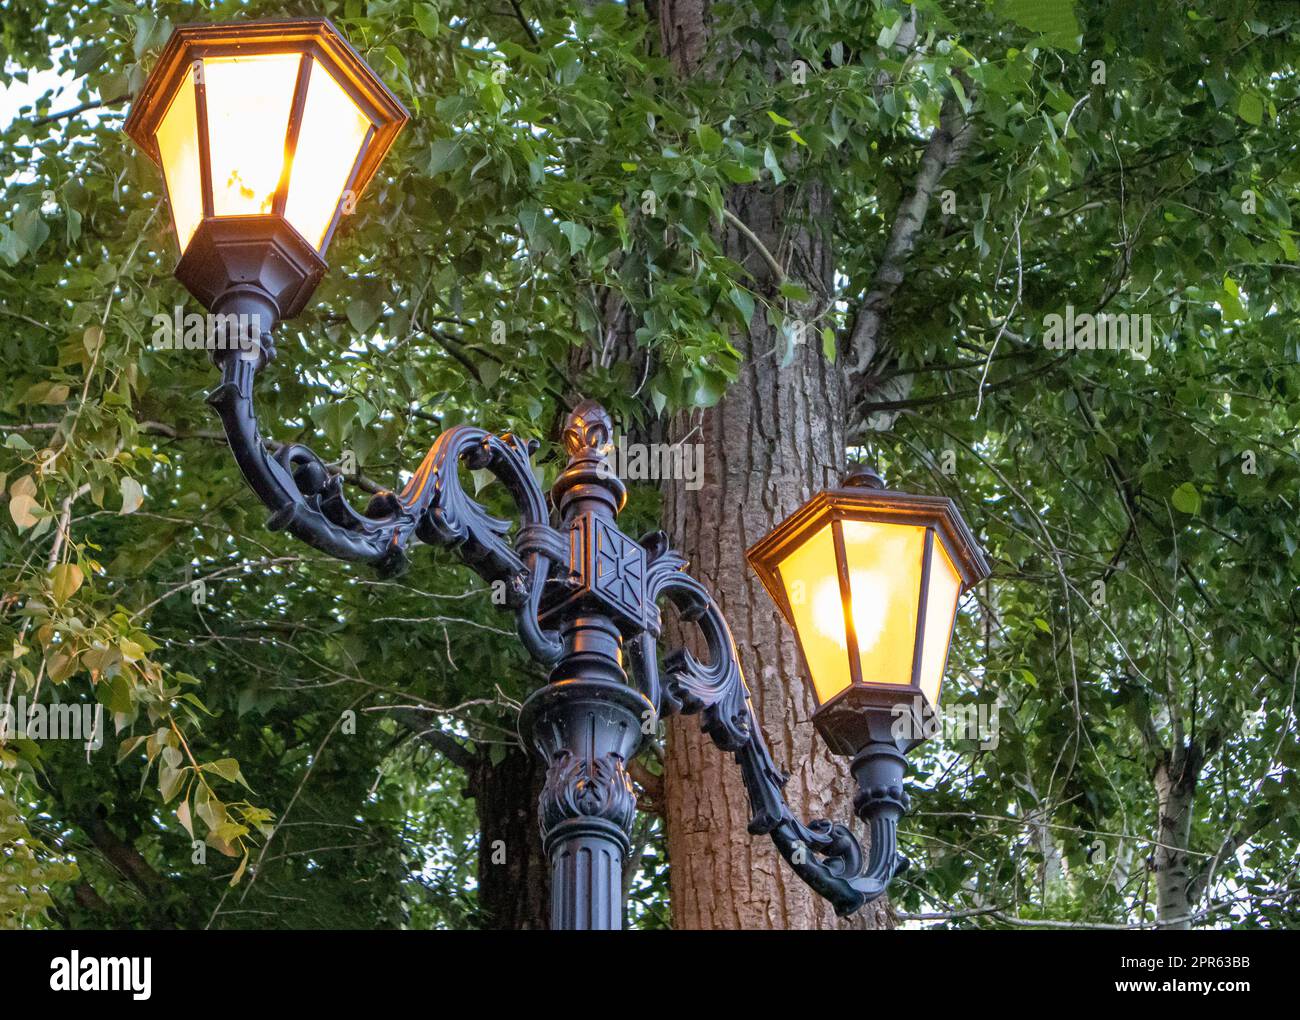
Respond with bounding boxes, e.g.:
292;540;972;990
746;472;991;726
125;18;408;319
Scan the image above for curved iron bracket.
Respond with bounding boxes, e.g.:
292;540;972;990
204;335;898;915
634;529;905;917
205;337;564;665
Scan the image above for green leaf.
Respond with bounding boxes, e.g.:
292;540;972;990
763;145;785;184
1220;275;1245;321
1237;92;1264;126
230;848;249;886
558;220;591;255
1171;482;1201;515
118;477;143;515
821;327;837;362
177;797;195;839
997;0;1081;52
51;563;84;603
692;368;728;408
719;162;759;184
346;298;381;333
425;137;468;176
159;763;184;804
413;3;440;38
74;43;112;78
203;757;254;792
8;493;39;530
728;287;755;323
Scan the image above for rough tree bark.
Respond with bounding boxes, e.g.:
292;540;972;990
465;744;551;930
1152;740;1201;930
661;207;886;928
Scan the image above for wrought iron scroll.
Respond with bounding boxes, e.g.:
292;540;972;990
635;529;901;917
206;337;563;665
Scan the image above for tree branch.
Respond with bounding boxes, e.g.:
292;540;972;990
508;1;540;46
722;206;786;287
392;707;479;772
30;93;131;126
851;351;1070;420
845;82;977;383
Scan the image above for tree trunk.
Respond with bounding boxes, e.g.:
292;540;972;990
1152;741;1200;929
658;196;890;931
654;0;891;931
467;745;551;930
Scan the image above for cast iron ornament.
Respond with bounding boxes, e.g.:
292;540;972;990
207;334;902;915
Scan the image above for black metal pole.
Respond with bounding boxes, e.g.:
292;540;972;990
518;403;651;930
850;740;909;879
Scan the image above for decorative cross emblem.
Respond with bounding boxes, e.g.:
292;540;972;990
593;518;644;617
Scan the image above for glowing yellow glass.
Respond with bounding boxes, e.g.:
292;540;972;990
779;522;849;704
203;53;301;218
284;60;372;250
841;520;925;688
777;520;936;706
918;539;962;706
154;65;202;251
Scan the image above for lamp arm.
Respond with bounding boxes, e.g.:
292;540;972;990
205;338;564;666
636;530;903;917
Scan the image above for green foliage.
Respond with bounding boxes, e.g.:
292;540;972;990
0;0;1296;930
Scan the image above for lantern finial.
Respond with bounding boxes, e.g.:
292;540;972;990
843;464;885;489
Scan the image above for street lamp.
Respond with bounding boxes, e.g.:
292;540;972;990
747;468;991;902
124;18;408;324
128;20;992;929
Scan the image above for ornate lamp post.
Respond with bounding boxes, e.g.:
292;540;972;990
128;18;991;930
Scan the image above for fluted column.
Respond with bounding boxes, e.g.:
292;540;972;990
522;637;646;930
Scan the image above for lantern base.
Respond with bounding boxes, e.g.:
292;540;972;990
812;685;935;756
175;216;326;324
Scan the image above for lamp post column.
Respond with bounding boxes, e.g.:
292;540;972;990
522;632;645;930
519;402;651;930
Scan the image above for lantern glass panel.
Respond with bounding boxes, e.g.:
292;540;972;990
155;65;202;251
777;521;850;705
284;59;372;250
841;519;924;688
204;53;301;219
918;538;962;707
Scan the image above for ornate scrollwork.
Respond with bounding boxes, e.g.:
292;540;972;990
638;531;753;750
538;750;638;838
205;343;564;664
